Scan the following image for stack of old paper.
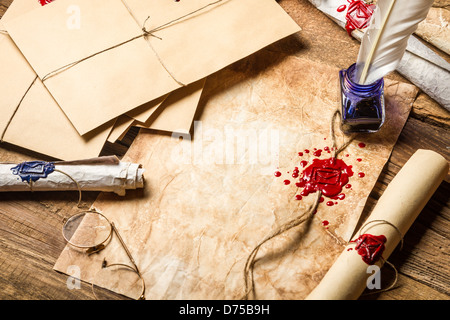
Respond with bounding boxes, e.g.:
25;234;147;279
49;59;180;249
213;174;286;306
0;0;301;160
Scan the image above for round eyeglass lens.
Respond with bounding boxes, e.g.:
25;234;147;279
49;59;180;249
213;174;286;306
62;211;112;248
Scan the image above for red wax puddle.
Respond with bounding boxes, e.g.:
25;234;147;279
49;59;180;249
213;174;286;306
322;220;329;226
284;180;291;185
358;172;365;178
300;160;308;167
337;4;346;12
296;157;354;198
351;234;387;265
345;184;352;189
304;149;310;154
292;167;300;178
295;195;302;200
356;158;362;162
358;142;366;148
313;149;322;157
39;0;54;5
274;171;282;177
298;152;303;157
326;201;334;207
296;182;302;188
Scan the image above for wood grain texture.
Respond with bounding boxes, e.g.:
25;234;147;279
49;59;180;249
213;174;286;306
0;0;448;300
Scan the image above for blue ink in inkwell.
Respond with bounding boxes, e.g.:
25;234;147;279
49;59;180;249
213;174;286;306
339;63;385;134
11;161;55;183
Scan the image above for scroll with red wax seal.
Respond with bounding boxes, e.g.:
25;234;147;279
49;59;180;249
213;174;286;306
306;149;448;300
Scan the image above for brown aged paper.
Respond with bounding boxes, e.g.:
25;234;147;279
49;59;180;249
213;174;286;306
55;55;418;299
4;0;301;135
0;0;113;161
307;149;448;300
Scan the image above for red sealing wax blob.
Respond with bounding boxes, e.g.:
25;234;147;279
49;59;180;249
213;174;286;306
351;234;387;265
39;0;55;6
345;1;375;36
296;157;354;197
337;4;347;12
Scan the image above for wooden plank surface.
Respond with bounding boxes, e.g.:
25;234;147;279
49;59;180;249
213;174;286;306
0;0;448;300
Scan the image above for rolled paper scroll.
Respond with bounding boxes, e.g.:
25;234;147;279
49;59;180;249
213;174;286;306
306;149;448;300
0;156;144;196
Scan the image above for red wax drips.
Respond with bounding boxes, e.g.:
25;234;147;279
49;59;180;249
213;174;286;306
304;149;310;154
322;220;329;226
358;172;365;178
337;4;347;12
326;201;334;207
351;234;387;265
295;195;302;200
283;180;291;185
274;171;282;177
345;184;352;189
331;193;345;200
358;142;366;148
313;149;322;157
356;158;362;162
298;152;303;157
296;157;354;197
39;0;54;5
300;160;308;167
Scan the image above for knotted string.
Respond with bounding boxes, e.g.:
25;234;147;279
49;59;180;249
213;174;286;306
0;76;39;143
21;166;83;208
242;109;356;299
242;109;403;299
345;219;404;295
41;0;224;85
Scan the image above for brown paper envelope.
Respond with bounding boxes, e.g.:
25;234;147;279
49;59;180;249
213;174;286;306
135;78;206;134
107;115;135;143
0;8;111;160
4;0;301;135
107;78;206;142
125;95;168;123
54;56;418;299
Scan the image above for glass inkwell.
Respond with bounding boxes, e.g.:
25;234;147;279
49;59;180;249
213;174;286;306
339;63;385;134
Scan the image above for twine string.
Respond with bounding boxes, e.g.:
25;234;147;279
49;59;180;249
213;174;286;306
25;168;83;208
42;0;224;84
0;76;39;143
242;109;356;299
242;109;401;299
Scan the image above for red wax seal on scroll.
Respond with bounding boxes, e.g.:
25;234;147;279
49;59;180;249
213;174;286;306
39;0;55;6
296;158;353;198
351;234;387;265
345;1;375;36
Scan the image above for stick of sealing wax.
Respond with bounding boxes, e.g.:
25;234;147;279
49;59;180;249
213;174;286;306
306;149;448;300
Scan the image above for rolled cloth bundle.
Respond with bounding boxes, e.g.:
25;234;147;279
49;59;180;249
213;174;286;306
0;156;145;196
306;149;448;300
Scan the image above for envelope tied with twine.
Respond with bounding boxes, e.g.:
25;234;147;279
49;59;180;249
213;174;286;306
4;0;301;135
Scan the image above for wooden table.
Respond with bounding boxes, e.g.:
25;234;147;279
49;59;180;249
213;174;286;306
0;0;448;300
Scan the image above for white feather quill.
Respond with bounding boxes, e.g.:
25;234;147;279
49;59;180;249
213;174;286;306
356;0;434;84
